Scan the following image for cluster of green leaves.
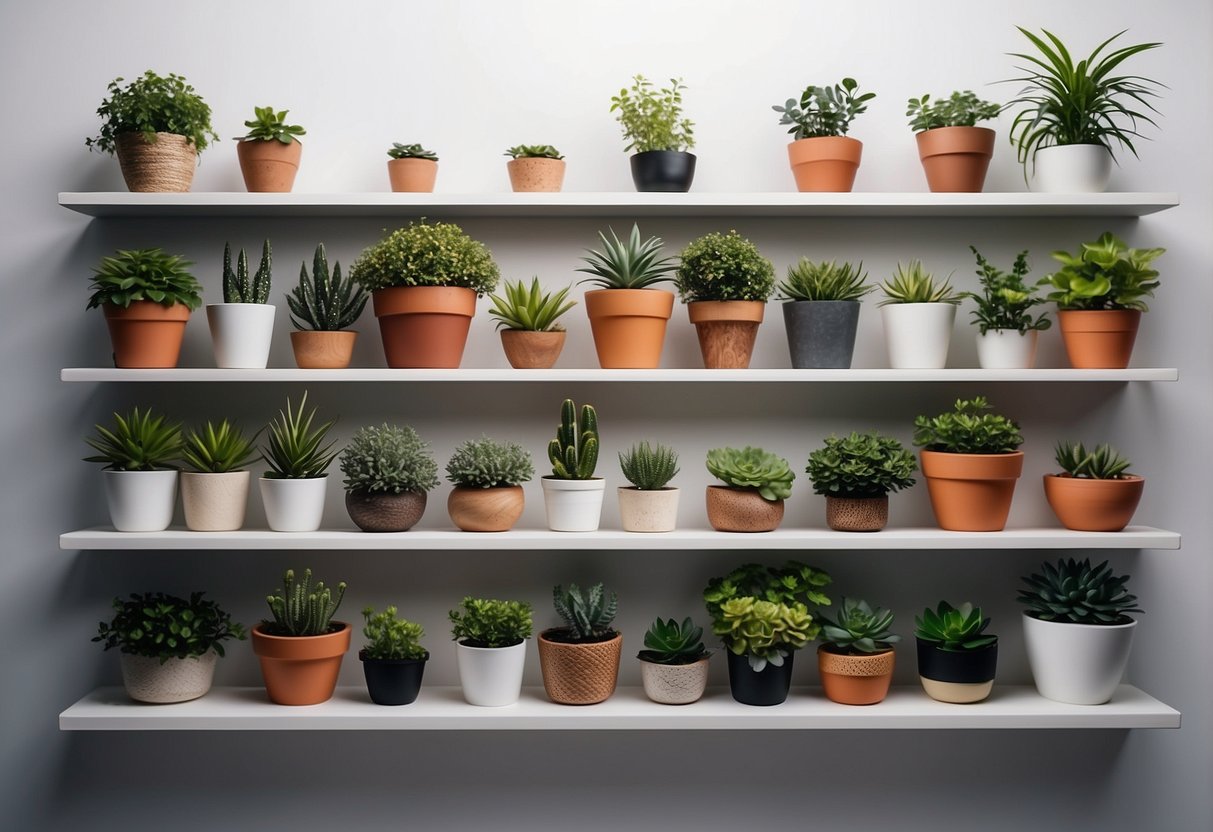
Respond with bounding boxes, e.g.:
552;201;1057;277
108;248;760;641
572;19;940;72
449;596;534;648
1054;441;1132;479
878;261;961;306
610;75;695;153
238;106;305;144
388;143;438;161
86;70;219;155
361;605;428;661
263;568;346;637
913;396;1024;455
340;423;439;495
819;597;900;655
182;419;260;473
577;224;676;290
87;248;203;311
778;259;872;302
1039;232;1164;311
488;277;576;331
84;407;183;471
445;435;534;488
773;78;876;139
94;591;245;663
637;616;710;665
914;601;997;652
551;583;618;642
1018;558;1142;625
676;231;775;303
548;399;599;480
618;441;679;490
260;392;339;479
350;221;500;295
504;144;564;160
963;247;1051;334
906;90;1001;132
222;240;272;304
287;243;368;331
806;431;917;498
706;446;794;501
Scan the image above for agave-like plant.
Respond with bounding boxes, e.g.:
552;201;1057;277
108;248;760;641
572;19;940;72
260;392;340;479
84;407;183;471
914;601;997;651
1018;557;1142;624
778;259;872;302
878;261;962;306
576;224;676;289
1054;441;1132;479
182;419;260;473
487;277;576;332
637;616;710;665
286;244;367;332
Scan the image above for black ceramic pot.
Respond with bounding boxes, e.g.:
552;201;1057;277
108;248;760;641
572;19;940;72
630;151;696;192
782;300;861;369
915;638;998;684
361;652;427;705
726;649;794;706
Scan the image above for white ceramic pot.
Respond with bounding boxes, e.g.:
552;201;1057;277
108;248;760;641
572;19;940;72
455;640;527;707
976;329;1039;370
120;651;218;703
640;657;710;704
180;470;250;531
1030;145;1113;193
880;303;956;369
540;477;606;532
259;476;328;532
103;469;178;532
1022;613;1137;705
618;487;679;533
206;303;276;369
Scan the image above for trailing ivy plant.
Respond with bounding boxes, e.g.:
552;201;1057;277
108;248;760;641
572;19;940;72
675;231;775;303
87;248;203;311
963;246;1050;334
610;75;695;153
806;431;917;498
773;78;876;139
906;90;1001;132
86;70;219;154
94;591;246;662
237;106;305;144
913;396;1024;455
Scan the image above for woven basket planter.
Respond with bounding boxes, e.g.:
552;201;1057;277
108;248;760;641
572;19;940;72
537;629;622;705
114;132;197;192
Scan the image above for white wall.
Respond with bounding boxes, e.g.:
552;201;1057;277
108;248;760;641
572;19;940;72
1;1;1209;829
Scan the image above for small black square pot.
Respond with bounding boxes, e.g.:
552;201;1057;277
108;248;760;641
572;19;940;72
360;651;427;706
630;151;696;192
781;300;861;369
726;649;794;706
915;638;998;704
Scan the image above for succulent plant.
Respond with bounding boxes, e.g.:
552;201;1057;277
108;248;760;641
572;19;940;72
819;597;901;655
1040;232;1164;311
388;143;438;161
222;240;271;304
340;423;439;495
260;392;339;479
449;597;534;648
912;396;1024;455
84;406;183;471
675;230;775;303
963;247;1051;335
286;243;368;331
906;90;1001;132
181;419;260;473
445;436;534;488
778;259;872;302
238;105;305;144
1018;558;1142;625
548;398;599;480
262;568;347;637
361;605;428;661
504;144;563;159
488;277;576;331
706;446;794;501
551;583;618;642
94;591;245;662
619;441;679;490
636;616;710;665
773;77;876;139
806;431;917;498
878;261;962;306
576;224;677;290
914;601;997;651
1054;441;1133;479
87;248;203;311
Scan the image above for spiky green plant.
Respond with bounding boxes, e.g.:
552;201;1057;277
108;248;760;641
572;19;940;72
773;77;876;139
504;144;564;160
1054;441;1132;479
819;597;901;655
287;243;367;331
706;446;794;501
576;224;677;290
551;583;618;642
87;248;202;311
84;407;183;471
237;105;305;144
1040;232;1164;311
94;591;245;663
260;392;339;479
963;247;1051;334
1018;557;1142;624
222;240;272;304
181;419;260;473
636;616;710;665
906;90;1001;132
388;143;438;161
340;424;439;495
548;399;599;480
878;261;962;306
806;431;917;498
263;568;347;637
449;597;534;648
619;441;679;490
912;396;1024;455
778;259;872;302
445;436;534;488
488;277;576;331
361;606;428;661
914;601;997;651
675;230;775;303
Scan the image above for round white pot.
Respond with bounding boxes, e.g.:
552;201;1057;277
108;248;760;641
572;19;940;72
456;640;527;707
1030;145;1113;194
206;303;276;369
120;651;218;703
259;475;328;532
640;656;710;704
976;329;1039;370
181;470;250;531
103;469;178;532
540;477;606;532
618;487;679;533
880;303;956;369
1022;613;1137;705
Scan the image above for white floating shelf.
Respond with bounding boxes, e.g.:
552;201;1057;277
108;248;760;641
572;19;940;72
60;526;1181;551
59;685;1179;731
58;191;1180;219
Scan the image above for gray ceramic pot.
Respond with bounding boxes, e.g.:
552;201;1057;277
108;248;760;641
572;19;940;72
782;300;861;369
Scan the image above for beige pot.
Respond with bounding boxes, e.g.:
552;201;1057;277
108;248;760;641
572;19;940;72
290;330;357;369
639;656;710;704
705;485;784;532
447;485;525;532
507;157;566;192
617;487;679;532
120;651;217;703
181;470;251;531
114;132;197;192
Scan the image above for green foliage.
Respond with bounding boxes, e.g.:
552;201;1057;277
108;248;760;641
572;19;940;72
619;441;679;490
287;243;368;331
263;567;347;637
445;436;534;488
819;597;901;655
1039;232;1164;311
84;407;183;471
86;70;218;155
637;616;710;665
675;231;775;303
449;596;534;648
238;106;305;144
806;431;917;498
504;144;564;160
577;224;677;290
86;248;203;311
913;396;1024;455
361;606;428;661
350;220;500;295
963;247;1051;334
706;446;794;501
778;259;872;302
388;143;438;161
222;240;272;304
552;583;618;642
181;419;259;473
1019;557;1142;624
548;399;599;480
260;392;339;479
773;77;876;139
877;261;961;306
488;277;576;331
914;601;997;651
1054;441;1132;479
340;423;439;494
906;91;1001;132
610;75;695;153
94;591;245;663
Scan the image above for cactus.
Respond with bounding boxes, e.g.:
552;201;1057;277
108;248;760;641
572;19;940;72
286;243;368;331
548;398;599;480
618;441;679;490
552;583;617;641
263;568;346;637
222;239;272;304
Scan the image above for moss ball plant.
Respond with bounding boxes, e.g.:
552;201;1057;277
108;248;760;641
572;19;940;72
350;220;500;295
675;231;775;303
340;424;439;495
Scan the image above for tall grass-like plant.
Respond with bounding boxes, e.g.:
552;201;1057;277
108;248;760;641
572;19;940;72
778;259;871;302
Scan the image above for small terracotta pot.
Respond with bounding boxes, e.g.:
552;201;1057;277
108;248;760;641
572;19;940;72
237;138;302;193
372;286;477;369
818;646;895;705
102;301;191;368
447;485;525;532
1058;309;1142;369
507;157;566;192
915;126;996;193
388;158;438;193
639;656;710;705
687;301;766;369
706;485;784;532
290;330;358;369
537;629;622;705
584;289;675;369
920;450;1024;532
346;489;427;532
251;622;351;706
114;132;197;192
825;495;888;532
1043;474;1144;532
499;329;566;369
787;136;863;192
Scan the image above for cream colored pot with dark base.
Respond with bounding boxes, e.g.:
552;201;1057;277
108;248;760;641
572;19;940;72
916;638;998;704
448;486;525;532
181;471;250;531
618;487;679;532
120;651;218;703
639;656;710;704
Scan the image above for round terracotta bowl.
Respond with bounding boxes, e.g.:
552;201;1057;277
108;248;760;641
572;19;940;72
1043;474;1144;532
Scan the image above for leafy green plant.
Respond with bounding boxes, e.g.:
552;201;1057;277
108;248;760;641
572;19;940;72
86;70;219;155
361;606;428;661
350;220;500;295
1018;557;1142;624
388;143;438;161
181;419;260;473
773;78;876;139
914;601;997;651
806;431;917;498
819;597;901;655
548;398;599;480
619;441;679;490
84;407;183;471
237;106;305;144
1039;232;1164;311
1054;441;1132;479
610;75;695;153
488;277;576;331
504;144;564;160
550;583;618;643
260;392;339;479
94;591;245;663
577;224;677;290
286;243;368;331
262;567;347;637
906;91;1001;132
449;597;534;648
86;248;203;311
222;240;272;304
675;231;775;303
340;424;439;495
778;259;872;302
877;261;962;306
637;617;710;665
706;446;794;501
913;396;1024;454
963;247;1050;334
445;436;534;488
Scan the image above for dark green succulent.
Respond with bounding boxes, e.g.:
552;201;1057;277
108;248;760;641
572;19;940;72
819;597;900;655
388;143;438;161
913;397;1024;455
551;583;618;642
637;616;710;665
260;392;339;479
488;277;576;331
1054;441;1132;479
87;248;203;311
548;399;599;480
222;240;271;304
806;431;917;498
504;144;564;160
1018;558;1142;625
287;243;368;331
914;601;997;651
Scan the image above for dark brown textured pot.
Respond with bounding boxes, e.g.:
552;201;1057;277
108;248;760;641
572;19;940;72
372;286;477;368
825;495;889;532
346;490;427;532
102;301;191;368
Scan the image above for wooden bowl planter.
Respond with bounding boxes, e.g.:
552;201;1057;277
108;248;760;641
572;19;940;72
915;126;995;192
206;303;276;369
706;485;784;532
618;486;679;533
782;299;861;369
1043;474;1144;532
880;303;956;369
920;450;1023;531
290;330;358;369
630;151;696;192
346;490;426;532
541;477;605;532
687;301;765;369
916;639;997;704
825;495;888;532
1057;309;1141;369
180;470;250;531
372;286;477;369
639;655;710;704
251;622;351;706
507;158;566;192
787;136;862;192
1029;145;1113;194
976;329;1039;370
114;132;197;192
818;646;895;705
1022;613;1135;705
120;651;218;704
260;476;328;532
447;485;525;532
726;650;794;706
104;469;178;532
455;640;527;707
388;158;438;193
103;301;192;368
537;629;622;705
360;651;427;706
237;138;302;193
499;329;566;369
584;289;675;368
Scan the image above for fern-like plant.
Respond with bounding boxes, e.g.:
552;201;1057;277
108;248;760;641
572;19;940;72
549;583;619;643
619;441;679;490
963;246;1050;334
84;407;183;471
287;244;367;331
222;241;272;304
181;419;260;473
488;278;576;331
262;568;347;637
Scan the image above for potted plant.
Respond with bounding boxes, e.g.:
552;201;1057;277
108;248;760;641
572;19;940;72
777;259;873;369
234;105;305;192
912;396;1025;531
487;277;576;369
251;568;349;706
1018;557;1142;704
179;419;259;531
341;423;439;532
962;246;1050;369
773;77;876;192
259;393;340;532
914;601;998;704
207;241;275;369
610;75;696;192
87;248;203;368
541;399;603;532
704;446;794;533
94;591;245;703
576;224;678;368
703;561;832;705
445;436;534;532
286;243;368;369
618;441;679;532
1005;27;1163;192
360;605;429;706
504;144;566;192
85;70;218;192
84;407;182;532
537;583;622;705
636;616;711;705
806;431;917;532
1044;441;1144;532
1039;232;1164;369
906;91;1001;192
387;143;438;192
449;596;534;707
877;262;962;370
675;231;776;369
350;220;500;368
817;598;901;705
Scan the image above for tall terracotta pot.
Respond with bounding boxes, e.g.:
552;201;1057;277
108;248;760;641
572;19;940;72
388;158;438;193
818;646;895;705
787;136;863;192
915;126;995;192
584;289;674;368
1043;474;1144;532
237;139;303;193
1057;310;1141;369
251;622;351;705
102;301;191;368
114;132;197;193
537;629;622;705
372;286;477;368
507;158;566;192
920;450;1024;531
687;301;765;369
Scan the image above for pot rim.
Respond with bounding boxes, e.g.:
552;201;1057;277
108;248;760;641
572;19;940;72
358;649;430;665
538;627;622;645
1021;611;1137;631
251;620;350;642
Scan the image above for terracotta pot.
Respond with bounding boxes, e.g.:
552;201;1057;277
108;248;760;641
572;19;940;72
687;301;765;369
705;485;784;532
346;489;427;532
120;651;217;704
251;622;351;706
447;485;525;532
499;329;566;369
825;495;888;532
1043;474;1144;532
915;126;996;192
507;157;566;192
818;646;895;705
787;136;863;192
372;286;477;368
290;330;358;369
388;158;438;193
114;132;197;192
1057;309;1142;369
537;629;622;705
639;656;710;705
920;450;1024;532
180;470;250;531
584;289;675;368
102;301;191;368
236;138;302;193
617;487;679;533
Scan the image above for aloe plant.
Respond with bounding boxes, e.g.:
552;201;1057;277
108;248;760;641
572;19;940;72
577;224;676;290
286;243;367;331
488;278;576;331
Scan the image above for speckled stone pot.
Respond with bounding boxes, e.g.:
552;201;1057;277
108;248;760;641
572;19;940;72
618;487;679;532
705;486;784;532
825;495;889;532
507;157;566;192
782;300;861;369
639;656;710;704
181;470;250;531
346;489;427;532
818;646;895;705
120;651;218;704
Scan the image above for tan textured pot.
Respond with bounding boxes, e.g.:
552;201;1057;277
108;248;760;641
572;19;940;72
290;330;358;369
825;495;889;532
507;157;566;192
237;138;302;192
687;301;765;369
180;470;250;531
915;126;996;192
251;623;351;706
639;656;710;704
114;132;197;192
787;136;863;192
584;289;675;368
1057;309;1142;369
537;629;622;705
346;489;427;532
1043;474;1144;532
705;485;784;532
499;329;566;369
388;158;438;192
372;286;477;368
920;450;1024;531
102;301;191;368
818;646;895;705
618;486;679;532
120;651;217;704
447;485;525;532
